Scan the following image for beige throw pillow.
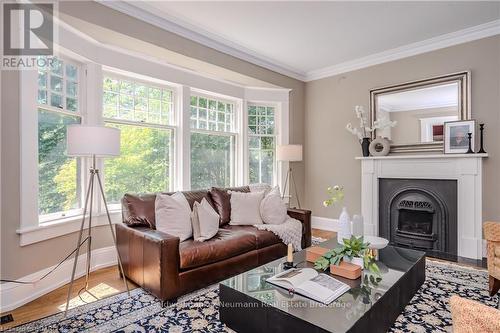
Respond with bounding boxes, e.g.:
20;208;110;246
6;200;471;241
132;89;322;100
260;186;287;224
229;191;264;225
155;192;192;242
191;198;220;242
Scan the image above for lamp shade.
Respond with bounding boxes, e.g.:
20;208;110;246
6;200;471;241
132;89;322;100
277;144;303;162
67;125;120;157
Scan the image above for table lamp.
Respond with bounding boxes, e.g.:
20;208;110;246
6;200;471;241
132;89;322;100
64;125;129;315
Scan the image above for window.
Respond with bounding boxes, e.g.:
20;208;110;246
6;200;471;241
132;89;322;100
37;57;83;220
103;76;173;125
248;104;277;184
38;57;79;112
102;75;174;204
190;95;236;189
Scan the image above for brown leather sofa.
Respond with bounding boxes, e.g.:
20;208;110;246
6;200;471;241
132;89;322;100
116;187;311;303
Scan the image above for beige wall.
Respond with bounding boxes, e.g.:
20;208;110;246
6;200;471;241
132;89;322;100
305;35;500;221
1;2;305;279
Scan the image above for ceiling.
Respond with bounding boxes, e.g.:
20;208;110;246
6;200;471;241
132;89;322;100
109;1;500;81
378;83;458;112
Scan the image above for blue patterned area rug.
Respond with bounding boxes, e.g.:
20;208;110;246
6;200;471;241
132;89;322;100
7;260;498;333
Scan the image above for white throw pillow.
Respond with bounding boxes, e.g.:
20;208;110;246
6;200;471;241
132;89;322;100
260;186;288;224
229;191;264;225
155;192;192;242
249;183;272;195
191;198;220;242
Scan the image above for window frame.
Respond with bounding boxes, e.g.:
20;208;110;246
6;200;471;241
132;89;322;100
189;92;239;189
247;102;279;186
102;72;178;210
37;57;81;114
37;56;87;223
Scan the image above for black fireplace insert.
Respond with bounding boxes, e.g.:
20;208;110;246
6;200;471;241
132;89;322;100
379;178;457;258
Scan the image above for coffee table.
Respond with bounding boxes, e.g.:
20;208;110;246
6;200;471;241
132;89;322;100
219;239;425;333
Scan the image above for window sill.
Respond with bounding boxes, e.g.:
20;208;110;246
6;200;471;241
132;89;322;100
16;211;122;246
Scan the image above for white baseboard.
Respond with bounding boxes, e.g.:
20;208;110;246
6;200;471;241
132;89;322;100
0;246;117;313
311;216;339;232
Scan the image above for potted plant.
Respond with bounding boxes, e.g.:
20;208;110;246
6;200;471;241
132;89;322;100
323;185;351;243
346;105;397;157
314;236;380;275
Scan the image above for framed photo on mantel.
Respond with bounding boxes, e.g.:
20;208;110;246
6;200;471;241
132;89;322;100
444;120;476;154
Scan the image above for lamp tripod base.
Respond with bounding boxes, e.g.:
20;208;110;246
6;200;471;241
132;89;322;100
64;159;128;316
282;167;301;209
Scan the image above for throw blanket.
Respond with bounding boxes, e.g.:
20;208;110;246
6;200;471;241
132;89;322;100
255;217;302;251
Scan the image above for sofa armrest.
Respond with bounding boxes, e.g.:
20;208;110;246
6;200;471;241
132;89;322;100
116;223;181;300
287;208;312;248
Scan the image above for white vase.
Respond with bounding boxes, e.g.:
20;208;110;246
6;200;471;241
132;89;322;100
351;215;364;237
337;207;352;244
344;256;364;269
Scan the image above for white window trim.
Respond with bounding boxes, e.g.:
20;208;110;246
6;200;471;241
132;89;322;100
37;56;87;222
18;22;291;246
189;91;243;188
247;102;280;186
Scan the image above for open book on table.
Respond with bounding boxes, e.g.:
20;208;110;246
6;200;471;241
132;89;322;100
267;268;350;305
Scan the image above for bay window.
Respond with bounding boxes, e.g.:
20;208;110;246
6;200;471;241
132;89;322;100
248;103;277;185
37;57;83;221
21;32;289;246
102;75;174;204
190;95;236;189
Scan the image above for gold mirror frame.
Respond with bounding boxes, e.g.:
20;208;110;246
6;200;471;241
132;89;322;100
370;71;471;153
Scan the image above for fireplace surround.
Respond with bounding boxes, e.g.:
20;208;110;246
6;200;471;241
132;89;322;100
359;153;487;260
379;178;457;258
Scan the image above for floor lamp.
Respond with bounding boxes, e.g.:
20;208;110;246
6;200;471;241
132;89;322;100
277;144;303;208
64;125;129;316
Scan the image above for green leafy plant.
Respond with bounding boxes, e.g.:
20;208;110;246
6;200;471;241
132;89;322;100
314;236;380;275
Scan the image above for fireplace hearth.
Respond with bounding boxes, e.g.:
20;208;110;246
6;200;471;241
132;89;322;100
379;178;457;258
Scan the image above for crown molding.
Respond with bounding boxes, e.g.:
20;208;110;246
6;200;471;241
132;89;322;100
305;19;500;81
97;2;500;83
98;1;308;81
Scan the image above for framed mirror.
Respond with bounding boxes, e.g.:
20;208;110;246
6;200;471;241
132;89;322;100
370;71;470;153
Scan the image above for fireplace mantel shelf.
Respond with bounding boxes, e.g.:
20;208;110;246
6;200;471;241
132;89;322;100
356;153;488;160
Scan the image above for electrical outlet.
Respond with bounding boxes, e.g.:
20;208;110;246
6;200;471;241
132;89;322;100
1;314;14;325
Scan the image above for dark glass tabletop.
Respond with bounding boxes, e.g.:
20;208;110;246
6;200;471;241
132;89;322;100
220;239;426;333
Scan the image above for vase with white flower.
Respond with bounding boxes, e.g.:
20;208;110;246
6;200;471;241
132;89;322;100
323;185;351;244
346;105;397;157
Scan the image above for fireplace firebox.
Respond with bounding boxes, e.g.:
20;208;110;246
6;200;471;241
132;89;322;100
379;179;457;258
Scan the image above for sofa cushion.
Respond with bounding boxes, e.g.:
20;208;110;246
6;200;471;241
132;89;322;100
223;225;281;249
122;193;157;228
179;227;256;270
209;186;250;226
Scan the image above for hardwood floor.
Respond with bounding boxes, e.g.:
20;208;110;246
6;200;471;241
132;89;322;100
0;266;137;330
312;228;336;240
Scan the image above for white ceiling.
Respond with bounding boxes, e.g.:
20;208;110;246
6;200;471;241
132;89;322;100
378;83;458;112
111;1;500;81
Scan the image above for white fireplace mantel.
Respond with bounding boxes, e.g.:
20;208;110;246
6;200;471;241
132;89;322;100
358;153;488;259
